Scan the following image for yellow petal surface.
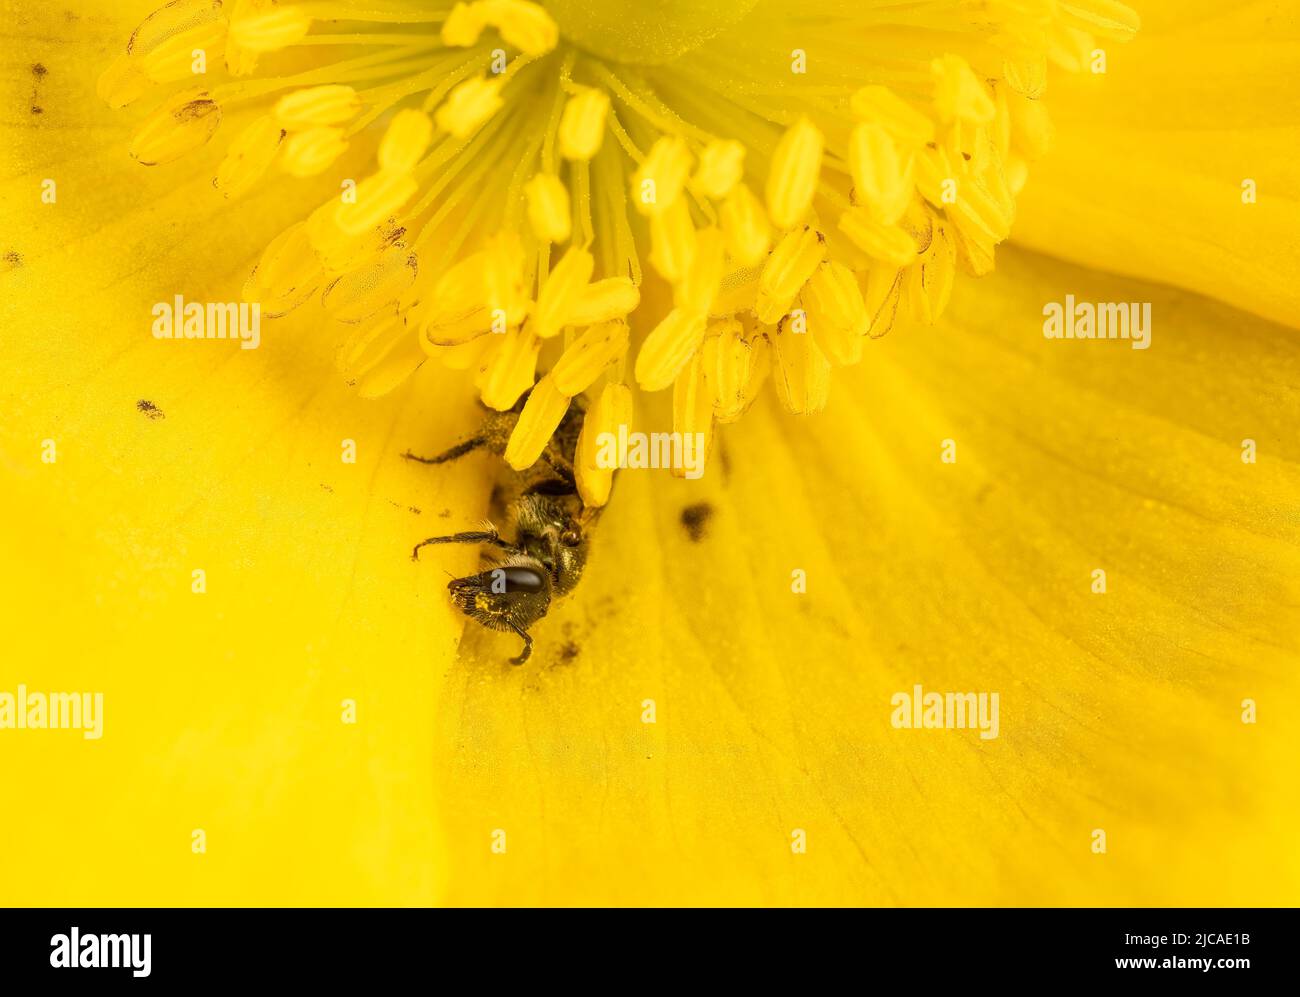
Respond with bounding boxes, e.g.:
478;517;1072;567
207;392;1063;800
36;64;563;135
434;248;1300;905
1014;0;1300;329
3;0;1298;909
0;14;486;902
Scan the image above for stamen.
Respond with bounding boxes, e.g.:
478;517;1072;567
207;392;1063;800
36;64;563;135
504;374;570;469
524;173;572;243
765;116;823;230
105;0;1142;499
274;84;362;128
635;308;708;392
575;383;632;508
130;89;222;165
558;88;610;161
551;320;630;395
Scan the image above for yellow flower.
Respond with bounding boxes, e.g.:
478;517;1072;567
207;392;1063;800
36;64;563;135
89;0;1153;496
1;0;1297;905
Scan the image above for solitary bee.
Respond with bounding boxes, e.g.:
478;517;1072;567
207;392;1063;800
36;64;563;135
405;392;599;665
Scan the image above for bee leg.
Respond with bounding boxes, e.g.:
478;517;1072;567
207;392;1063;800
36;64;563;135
401;436;486;465
411;528;517;561
506;623;533;666
539;444;577;485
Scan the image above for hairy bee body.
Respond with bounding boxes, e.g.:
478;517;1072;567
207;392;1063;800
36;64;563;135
407;389;600;664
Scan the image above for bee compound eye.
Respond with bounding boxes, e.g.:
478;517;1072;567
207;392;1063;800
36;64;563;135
559;528;582;548
497;566;546;593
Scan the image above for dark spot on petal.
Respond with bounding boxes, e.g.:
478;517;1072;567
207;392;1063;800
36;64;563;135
320;483;334;493
136;399;164;421
680;501;714;542
31;63;47;78
31;106;43;115
2;251;21;271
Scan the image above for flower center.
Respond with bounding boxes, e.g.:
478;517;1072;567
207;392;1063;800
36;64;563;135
545;0;760;65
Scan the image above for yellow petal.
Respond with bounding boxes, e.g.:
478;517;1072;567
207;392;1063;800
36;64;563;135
8;0;1298;912
1014;4;1300;328
2;77;481;900
433;249;1300;904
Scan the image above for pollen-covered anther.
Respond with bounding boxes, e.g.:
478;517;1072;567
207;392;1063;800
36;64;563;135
756;224;825;325
334;171;418;236
720;184;771;266
130;88;222;165
244;221;324;316
97;55;150;109
550;320;630;396
323;248;418;324
559;88;610;161
441;2;487;47
849;122;915;226
671;352;713;478
482;233;530;328
379;109;433;173
214;115;284;198
766;116;823;230
415;252;495;346
141;20;228;82
839;208;918;267
693;139;745;200
804;261;869;366
649;199;697;283
635;308;708;392
564;277;640;327
274;85;361;130
1059;0;1141;41
435;75;505;138
850;85;935;148
632;135;692;217
770;314;832;416
228;4;312;53
524;174;572;243
306;197;399;277
905;223;956;325
479;0;560;56
336;311;425;398
576;383;632;508
931;54;996;125
504;374;570;470
477;325;541;410
701;318;751;423
280;127;348;177
675;227;725;315
532;246;595;339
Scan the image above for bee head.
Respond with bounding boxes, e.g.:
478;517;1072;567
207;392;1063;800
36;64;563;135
448;560;553;631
